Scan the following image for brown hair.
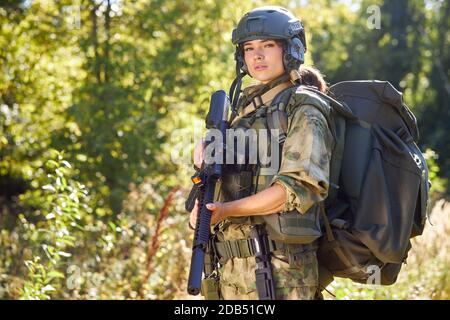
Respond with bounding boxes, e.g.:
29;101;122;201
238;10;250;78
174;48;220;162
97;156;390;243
298;65;328;93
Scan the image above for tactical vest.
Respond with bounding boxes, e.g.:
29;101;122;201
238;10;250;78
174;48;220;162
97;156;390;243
217;83;333;244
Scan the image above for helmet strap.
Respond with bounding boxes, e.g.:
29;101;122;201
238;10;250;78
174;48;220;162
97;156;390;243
229;66;245;122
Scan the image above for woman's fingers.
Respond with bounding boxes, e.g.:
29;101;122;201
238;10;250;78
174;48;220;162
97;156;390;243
190;201;225;229
206;202;224;225
193;139;205;169
189;199;199;228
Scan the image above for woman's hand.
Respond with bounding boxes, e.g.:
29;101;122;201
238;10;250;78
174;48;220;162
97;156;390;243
206;202;226;225
189;200;226;229
189;199;200;229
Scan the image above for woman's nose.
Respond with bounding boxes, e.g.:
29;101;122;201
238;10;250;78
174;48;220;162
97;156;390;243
254;50;264;60
253;48;264;60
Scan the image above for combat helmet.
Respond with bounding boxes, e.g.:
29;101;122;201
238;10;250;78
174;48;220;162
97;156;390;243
229;6;307;112
232;6;307;75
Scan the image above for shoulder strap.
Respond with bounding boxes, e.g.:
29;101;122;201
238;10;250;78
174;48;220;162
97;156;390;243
230;81;293;127
267;85;349;142
299;86;356;121
266;85;297;144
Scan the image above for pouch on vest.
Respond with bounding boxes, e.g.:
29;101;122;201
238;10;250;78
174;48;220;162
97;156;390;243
220;169;253;202
262;204;322;244
201;277;221;300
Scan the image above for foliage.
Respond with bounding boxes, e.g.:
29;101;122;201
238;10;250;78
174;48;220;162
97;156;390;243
1;150;88;299
20;154;85;299
0;0;448;300
424;148;447;208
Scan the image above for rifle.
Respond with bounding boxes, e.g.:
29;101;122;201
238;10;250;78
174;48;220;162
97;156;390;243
185;90;230;296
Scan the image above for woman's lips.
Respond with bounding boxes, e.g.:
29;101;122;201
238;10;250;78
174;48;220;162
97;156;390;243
254;65;268;71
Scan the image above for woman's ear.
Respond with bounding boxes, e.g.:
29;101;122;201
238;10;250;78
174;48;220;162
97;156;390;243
236;46;249;75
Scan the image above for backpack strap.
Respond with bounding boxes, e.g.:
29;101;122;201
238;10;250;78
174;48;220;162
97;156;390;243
372;81;419;141
266;85;297;144
300;86;356;121
230;81;293;127
268;85;355;141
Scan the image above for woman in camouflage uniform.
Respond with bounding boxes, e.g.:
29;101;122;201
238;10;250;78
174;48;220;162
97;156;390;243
190;6;333;300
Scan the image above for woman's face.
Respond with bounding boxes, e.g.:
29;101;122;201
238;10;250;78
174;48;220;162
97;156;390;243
243;39;285;84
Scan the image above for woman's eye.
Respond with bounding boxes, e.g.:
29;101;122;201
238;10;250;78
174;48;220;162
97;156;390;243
265;43;275;48
244;47;253;52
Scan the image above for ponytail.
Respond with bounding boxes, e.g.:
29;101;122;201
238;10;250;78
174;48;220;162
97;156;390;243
298;65;328;93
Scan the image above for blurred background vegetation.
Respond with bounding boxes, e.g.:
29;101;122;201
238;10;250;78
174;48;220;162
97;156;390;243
0;0;448;299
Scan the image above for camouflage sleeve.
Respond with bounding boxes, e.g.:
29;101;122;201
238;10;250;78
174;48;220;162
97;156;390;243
271;104;333;214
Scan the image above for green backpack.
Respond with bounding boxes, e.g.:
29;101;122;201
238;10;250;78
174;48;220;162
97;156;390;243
270;80;430;287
